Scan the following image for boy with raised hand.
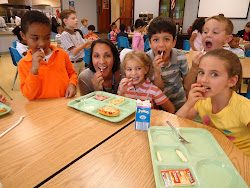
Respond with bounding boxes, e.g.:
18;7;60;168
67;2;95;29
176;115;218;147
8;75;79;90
60;9;97;75
146;16;198;111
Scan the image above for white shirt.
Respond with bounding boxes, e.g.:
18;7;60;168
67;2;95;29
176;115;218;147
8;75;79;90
16;41;28;57
224;46;245;56
10;16;21;26
0;16;6;27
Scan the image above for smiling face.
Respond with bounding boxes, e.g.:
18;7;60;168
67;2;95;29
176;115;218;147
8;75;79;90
149;32;176;62
229;36;240;48
197;56;236;98
124;59;149;89
63;13;78;29
202;19;232;52
20;22;51;55
92;43;114;78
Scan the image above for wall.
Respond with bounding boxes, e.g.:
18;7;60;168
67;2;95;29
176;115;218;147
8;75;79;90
111;0;120;28
134;0;159;21
61;0;97;31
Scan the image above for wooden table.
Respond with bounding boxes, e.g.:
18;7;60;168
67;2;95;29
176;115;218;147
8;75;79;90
42;110;250;187
186;51;250;79
0;98;135;187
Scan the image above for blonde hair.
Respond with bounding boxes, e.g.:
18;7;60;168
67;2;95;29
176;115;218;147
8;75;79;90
205;15;234;35
123;50;153;79
81;18;88;24
201;49;242;91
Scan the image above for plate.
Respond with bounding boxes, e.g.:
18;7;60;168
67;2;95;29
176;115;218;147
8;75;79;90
148;126;248;188
0;102;11;117
68;91;136;122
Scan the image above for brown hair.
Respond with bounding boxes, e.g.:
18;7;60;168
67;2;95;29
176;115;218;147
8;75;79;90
60;9;76;27
123;50;153;80
201;49;242;91
205;15;234;34
81;18;88;24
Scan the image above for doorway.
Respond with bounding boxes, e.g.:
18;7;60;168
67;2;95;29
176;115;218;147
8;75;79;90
97;0;111;33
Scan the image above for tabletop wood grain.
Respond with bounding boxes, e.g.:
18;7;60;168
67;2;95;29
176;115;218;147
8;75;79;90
186;51;250;79
42;110;250;188
0;98;135;187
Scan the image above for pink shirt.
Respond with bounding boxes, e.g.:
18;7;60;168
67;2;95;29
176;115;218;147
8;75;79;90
190;30;203;51
118;78;169;109
132;32;144;51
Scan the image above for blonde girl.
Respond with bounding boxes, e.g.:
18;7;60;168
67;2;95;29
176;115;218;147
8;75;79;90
118;50;175;113
176;49;250;157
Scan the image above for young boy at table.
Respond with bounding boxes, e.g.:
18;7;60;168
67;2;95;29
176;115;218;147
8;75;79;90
224;34;245;56
146;16;198;111
60;9;97;75
84;25;98;39
18;10;78;100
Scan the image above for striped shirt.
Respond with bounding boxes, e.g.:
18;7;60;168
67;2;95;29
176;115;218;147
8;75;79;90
147;48;189;110
119;78;169;109
61;28;85;61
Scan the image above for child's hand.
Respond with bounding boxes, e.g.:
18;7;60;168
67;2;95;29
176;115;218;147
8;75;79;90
91;71;104;91
0;93;6;104
192;51;203;70
85;37;97;49
186;83;206;108
65;83;76;98
153;55;164;74
118;78;130;95
30;50;45;75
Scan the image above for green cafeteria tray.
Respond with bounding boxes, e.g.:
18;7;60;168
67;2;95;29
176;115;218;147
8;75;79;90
148;126;248;188
68;91;136;123
0;102;11;117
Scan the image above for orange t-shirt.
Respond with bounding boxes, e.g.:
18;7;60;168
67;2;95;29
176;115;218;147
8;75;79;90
84;33;98;39
18;45;78;100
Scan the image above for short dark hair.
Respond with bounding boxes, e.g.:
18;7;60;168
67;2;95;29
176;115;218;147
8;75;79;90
21;10;51;34
134;19;146;29
148;16;176;40
88;25;95;31
12;26;22;41
191;17;205;33
246;22;250;28
120;24;126;32
60;9;76;27
89;39;120;73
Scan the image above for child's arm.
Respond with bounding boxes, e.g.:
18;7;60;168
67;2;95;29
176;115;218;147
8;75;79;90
152;55;164;90
132;33;141;50
65;83;76;98
0;93;6;104
117;78;129;96
189;33;198;51
69;37;96;56
183;52;203;95
176;83;205;119
160;100;175;114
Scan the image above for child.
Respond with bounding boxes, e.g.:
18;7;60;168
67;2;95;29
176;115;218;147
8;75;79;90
84;25;98;39
60;9;96;75
189;17;205;51
202;15;233;52
110;24;119;43
18;10;78;100
0;93;6;103
118;50;175;113
236;22;250;41
176;49;250;157
80;18;88;36
132;19;146;51
12;26;28;57
146;16;197;111
224;34;245;56
117;24;128;38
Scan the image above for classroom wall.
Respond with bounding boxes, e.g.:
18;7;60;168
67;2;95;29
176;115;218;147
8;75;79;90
61;0;97;31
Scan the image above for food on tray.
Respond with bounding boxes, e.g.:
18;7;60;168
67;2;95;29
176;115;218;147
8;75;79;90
95;93;109;101
108;97;125;105
161;169;196;187
98;106;120;117
0;108;7;114
176;150;188;162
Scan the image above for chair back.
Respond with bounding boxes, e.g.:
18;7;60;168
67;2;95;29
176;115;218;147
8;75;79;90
9;47;22;67
83;48;91;68
108;33;111;40
183;40;191;50
245;50;250;57
144;38;151;52
117;36;130;50
12;40;18;48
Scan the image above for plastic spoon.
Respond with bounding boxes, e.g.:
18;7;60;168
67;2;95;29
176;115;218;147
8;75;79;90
100;67;105;96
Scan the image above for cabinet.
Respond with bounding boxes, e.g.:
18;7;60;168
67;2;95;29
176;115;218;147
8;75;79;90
175;33;190;49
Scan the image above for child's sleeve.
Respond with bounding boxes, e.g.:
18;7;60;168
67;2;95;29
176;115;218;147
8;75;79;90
239;99;250;126
179;52;189;77
132;33;140;50
153;86;169;106
18;60;41;100
61;32;75;51
64;52;78;86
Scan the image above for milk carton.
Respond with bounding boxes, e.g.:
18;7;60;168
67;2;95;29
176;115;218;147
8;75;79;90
135;99;151;131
